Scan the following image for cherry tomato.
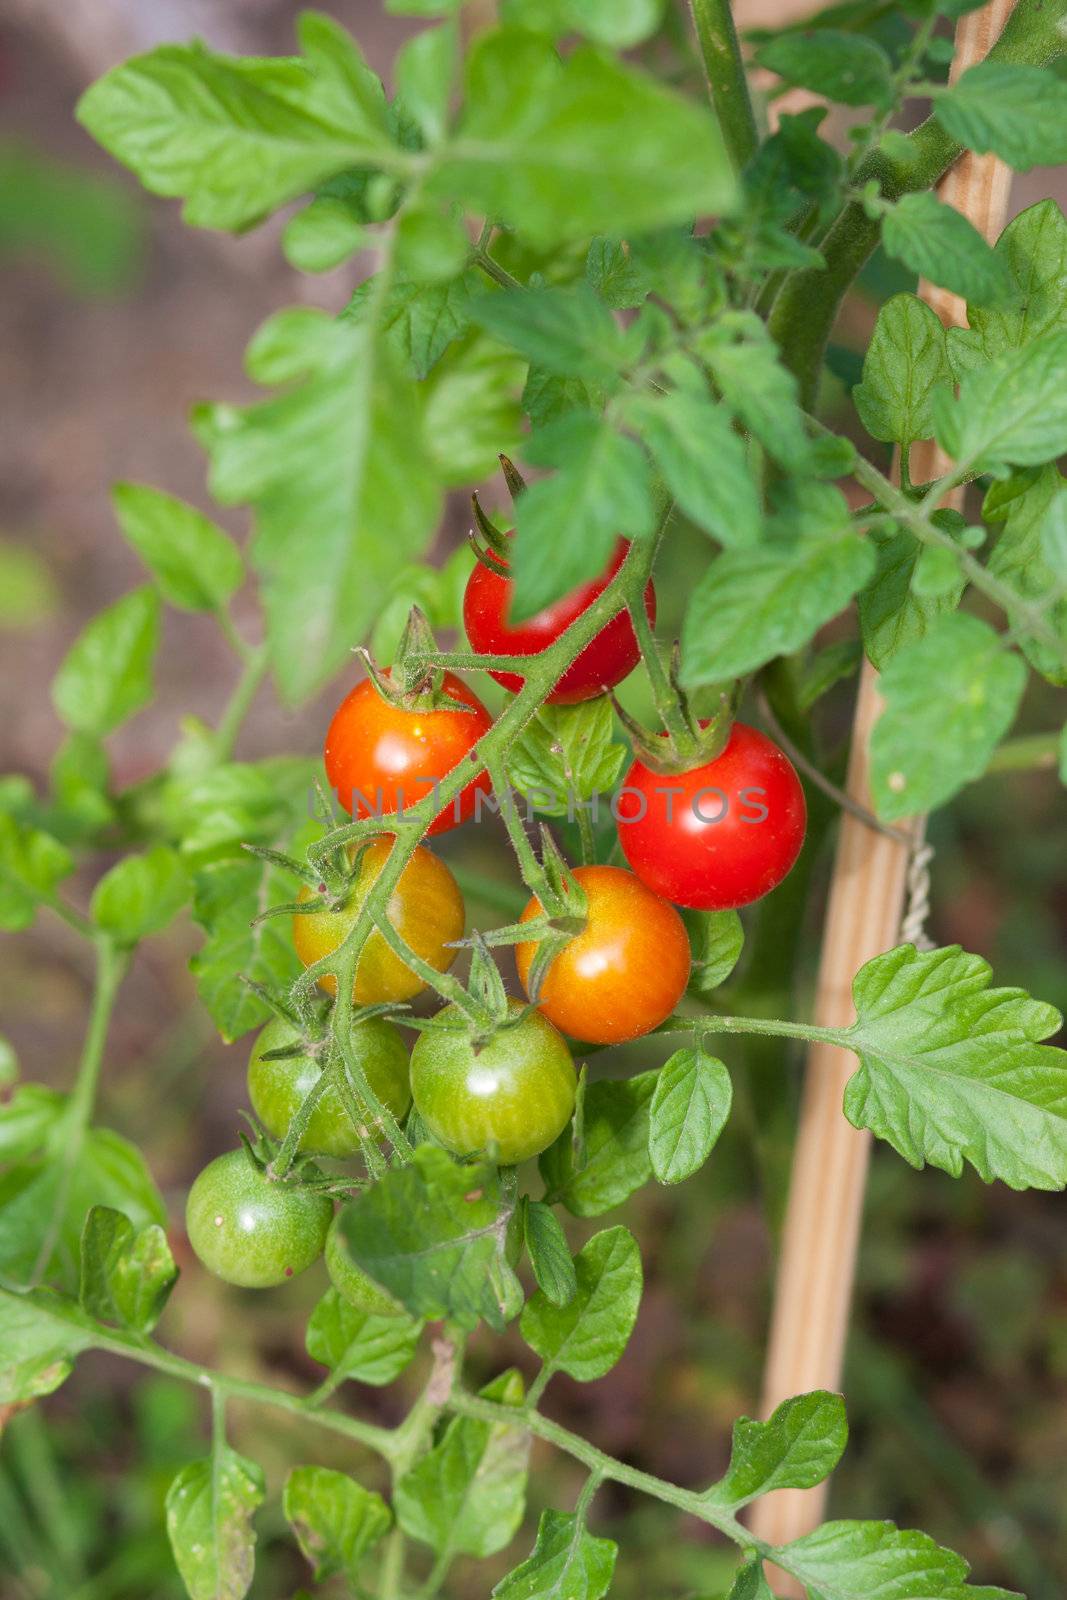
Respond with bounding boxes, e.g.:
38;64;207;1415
463;538;656;704
410;1001;576;1165
324;1210;407;1318
324;672;492;835
616;721;806;911
185;1150;332;1288
247;1014;411;1158
293;838;465;1004
515;865;690;1044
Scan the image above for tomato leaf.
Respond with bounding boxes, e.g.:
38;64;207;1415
472;284;630;380
305;1289;422;1385
336;1145;522;1332
947;200;1067;369
283;1466;391;1585
523;1200;577;1308
842;943;1067;1190
649;1048;732;1186
630;389;763;548
0;814;73;932
853;293;953;448
520;1226;641;1382
768;1520;1018;1600
91;845;189;947
166;1447;265;1600
112;483;244;612
683;909;744;997
934;63;1067;172
0;1285;97;1404
540;1071;657;1217
189;854;303;1043
881;192;1011;308
756;30;894;107
933;331;1067;475
985;465;1067;685
492;1509;618;1600
857;511;967;670
870;613;1026;819
507;700;626;820
345;269;480;379
704;1391;848;1509
51;587;160;737
395;1370;529;1558
78;1205;177;1335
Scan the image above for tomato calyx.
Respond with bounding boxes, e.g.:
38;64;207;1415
615;672;741;777
356;606;475;715
469;451;527;576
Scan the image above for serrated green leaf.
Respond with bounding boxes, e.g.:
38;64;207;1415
585;237;652;309
540;1071;657;1217
698;321;812;470
948;200;1067;368
433;29;735;247
870;613;1026;819
524;1200;577;1307
189;854;302;1042
934;63;1067;171
422;331;525;485
284;1466;391;1584
112;483;244;611
337;1145;521;1332
345;269;480;379
683;909;744;997
631;390;762;547
77;18;398;232
0;814;73;931
507;700;626;819
512;414;655;619
166;1448;265;1600
986;465;1067;684
853;294;952;447
195;309;440;703
395;1370;529;1558
90;845;189;946
757;30;893;106
0;1286;96;1404
473;284;628;378
493;1509;618;1600
843;942;1067;1189
305;1288;422;1385
857;512;966;670
770;1518;1016;1600
521;1226;641;1381
680;527;874;686
882;192;1011;308
51;587;159;737
649;1048;732;1185
78;1206;177;1334
705;1391;847;1509
934;333;1067;474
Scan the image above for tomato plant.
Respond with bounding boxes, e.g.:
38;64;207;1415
463;537;657;703
4;3;1067;1599
617;722;808;910
324;670;493;834
185;1150;333;1288
292;837;465;1004
516;865;691;1043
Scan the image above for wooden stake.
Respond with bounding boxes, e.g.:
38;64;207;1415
749;4;1015;1586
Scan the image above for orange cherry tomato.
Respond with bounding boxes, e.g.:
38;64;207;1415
515;865;691;1045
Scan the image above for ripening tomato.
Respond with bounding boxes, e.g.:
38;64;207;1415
247;1014;411;1158
324;1210;408;1318
515;865;691;1044
185;1150;332;1288
462;538;656;704
293;838;464;1003
616;722;806;911
410;1001;576;1165
324;672;493;835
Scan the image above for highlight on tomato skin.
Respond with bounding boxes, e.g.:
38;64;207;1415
463;536;657;705
323;671;493;835
515;864;691;1045
616;722;807;912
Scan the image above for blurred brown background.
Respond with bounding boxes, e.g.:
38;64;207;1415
1;4;1066;1599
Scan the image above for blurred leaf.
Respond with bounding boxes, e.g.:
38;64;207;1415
0;1286;96;1404
166;1447;265;1600
502;0;666;47
986;465;1067;684
395;21;458;144
521;1226;641;1381
51;587;160;737
756;30;893;106
305;1288;422;1385
112;484;244;612
284;1466;390;1584
423;332;525;484
649;1048;732;1185
844;943;1067;1188
493;1509;617;1599
283;196;369;272
0;142;143;295
79;1205;177;1334
0;541;59;629
934;63;1067;171
472;284;629;379
189;852;303;1042
346;269;479;379
91;846;190;946
704;1392;848;1509
0;814;73;931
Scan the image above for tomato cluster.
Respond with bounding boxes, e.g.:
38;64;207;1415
186;535;808;1291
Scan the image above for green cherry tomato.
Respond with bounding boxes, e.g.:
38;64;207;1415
410;1002;577;1166
324;1210;407;1319
185;1150;332;1288
247;1015;411;1158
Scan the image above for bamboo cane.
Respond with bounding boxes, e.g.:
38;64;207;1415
748;5;1015;1586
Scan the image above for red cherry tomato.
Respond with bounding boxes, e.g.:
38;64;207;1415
324;672;492;836
515;865;691;1045
462;538;656;705
616;722;806;911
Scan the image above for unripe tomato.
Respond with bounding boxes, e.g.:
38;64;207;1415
515;865;690;1044
410;1002;576;1165
247;1014;411;1158
324;672;492;835
292;838;464;1004
324;1210;407;1318
462;538;656;704
616;722;806;911
185;1150;332;1288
